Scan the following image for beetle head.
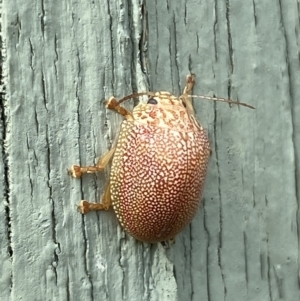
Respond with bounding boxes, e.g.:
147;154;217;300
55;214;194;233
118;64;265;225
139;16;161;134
147;91;187;109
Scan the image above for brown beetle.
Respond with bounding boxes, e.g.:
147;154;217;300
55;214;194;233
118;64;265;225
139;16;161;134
69;75;254;243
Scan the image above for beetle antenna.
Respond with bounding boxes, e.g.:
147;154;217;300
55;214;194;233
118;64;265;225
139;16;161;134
114;92;255;109
117;92;156;105
189;95;255;109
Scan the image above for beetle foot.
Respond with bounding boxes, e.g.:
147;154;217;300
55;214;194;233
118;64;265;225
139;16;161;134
161;237;176;248
78;200;92;214
68;165;82;178
78;200;110;214
106;96;118;109
185;74;196;94
186;73;195;84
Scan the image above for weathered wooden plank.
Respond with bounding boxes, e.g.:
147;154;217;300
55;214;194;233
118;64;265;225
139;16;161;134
1;0;300;300
0;68;11;300
0;1;12;298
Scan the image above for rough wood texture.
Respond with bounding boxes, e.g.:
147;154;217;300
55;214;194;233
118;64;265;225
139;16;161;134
1;0;299;300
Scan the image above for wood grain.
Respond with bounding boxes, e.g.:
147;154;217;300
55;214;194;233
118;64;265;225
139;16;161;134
1;0;299;300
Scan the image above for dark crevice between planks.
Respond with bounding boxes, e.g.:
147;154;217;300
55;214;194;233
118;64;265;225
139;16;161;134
203;200;211;301
266;235;274;301
213;0;218;61
189;224;194;299
128;0;150;106
225;0;233;100
171;12;181;95
54;34;59;80
66;269;71;301
128;0;138;97
243;231;249;290
138;0;149;82
0;6;12;292
183;0;187;26
252;0;258;28
40;0;45;38
118;236;127;301
106;0;115;92
213;102;226;298
0;80;10;256
45;125;60;285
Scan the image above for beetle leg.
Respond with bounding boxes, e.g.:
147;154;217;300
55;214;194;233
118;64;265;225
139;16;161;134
77;182;112;214
101;181;112;208
182;75;213;155
106;96;134;121
181;74;196;115
161;237;176;248
69;147;116;178
183;74;196;94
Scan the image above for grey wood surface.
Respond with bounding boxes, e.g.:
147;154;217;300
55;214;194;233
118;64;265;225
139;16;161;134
1;0;299;300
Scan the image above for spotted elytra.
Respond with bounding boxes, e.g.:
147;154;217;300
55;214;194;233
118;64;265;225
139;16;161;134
69;74;254;243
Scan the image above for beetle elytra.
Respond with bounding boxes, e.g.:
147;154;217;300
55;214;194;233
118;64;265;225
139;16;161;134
69;74;253;243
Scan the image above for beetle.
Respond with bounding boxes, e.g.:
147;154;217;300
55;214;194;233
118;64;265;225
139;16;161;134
69;74;254;243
